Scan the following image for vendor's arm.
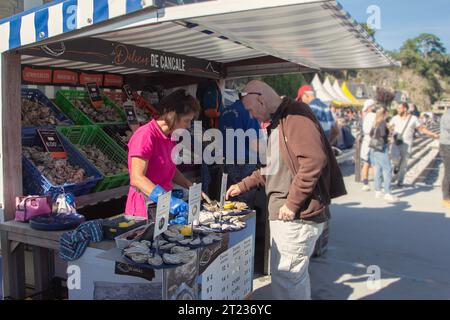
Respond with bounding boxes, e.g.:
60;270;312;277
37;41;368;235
130;156;157;195
173;168;193;189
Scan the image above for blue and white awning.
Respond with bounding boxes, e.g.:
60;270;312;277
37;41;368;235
0;0;400;71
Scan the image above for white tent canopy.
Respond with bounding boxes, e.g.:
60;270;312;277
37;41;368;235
311;74;335;103
333;79;353;103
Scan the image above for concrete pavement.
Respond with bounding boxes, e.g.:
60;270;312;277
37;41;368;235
252;159;450;300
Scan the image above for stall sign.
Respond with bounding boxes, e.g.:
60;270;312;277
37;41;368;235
154;191;171;239
37;129;67;159
104;74;124;88
123;100;139;126
85;82;104;108
219;173;228;208
53;69;78;85
80;73;103;86
188;183;202;224
22;67;52;84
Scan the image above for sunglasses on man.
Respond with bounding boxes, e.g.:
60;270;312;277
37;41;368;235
238;92;262;100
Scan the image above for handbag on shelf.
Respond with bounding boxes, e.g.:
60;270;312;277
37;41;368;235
15;195;52;222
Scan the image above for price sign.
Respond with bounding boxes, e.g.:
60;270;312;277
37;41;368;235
37;129;67;159
123;100;139;126
86;82;103;108
188;183;202;224
154;191;171;239
219;173;228;208
122;84;135;101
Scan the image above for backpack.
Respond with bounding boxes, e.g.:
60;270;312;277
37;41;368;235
196;80;223;129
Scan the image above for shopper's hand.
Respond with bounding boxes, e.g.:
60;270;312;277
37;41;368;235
201;192;212;204
226;184;241;200
434;133;440;140
279;204;295;221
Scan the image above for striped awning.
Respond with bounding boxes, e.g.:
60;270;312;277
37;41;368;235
0;0;399;74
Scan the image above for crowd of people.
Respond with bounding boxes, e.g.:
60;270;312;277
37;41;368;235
359;100;440;203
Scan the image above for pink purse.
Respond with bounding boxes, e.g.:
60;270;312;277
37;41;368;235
15;195;52;222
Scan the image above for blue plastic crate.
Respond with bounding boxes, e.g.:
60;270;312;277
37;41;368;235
21;88;74;127
22;127;103;197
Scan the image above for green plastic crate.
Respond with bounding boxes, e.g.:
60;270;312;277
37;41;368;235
55;90;127;126
57;125;129;192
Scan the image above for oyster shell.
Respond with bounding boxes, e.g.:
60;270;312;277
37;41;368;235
202;237;214;245
209;223;222;230
162;253;183;265
159;243;177;251
178;251;197;264
171;246;190;254
189;238;202;246
124;246;150;256
221;224;233;231
130;253;150;264
178;238;192;245
199;212;215;225
164;230;180;238
147;254;163;266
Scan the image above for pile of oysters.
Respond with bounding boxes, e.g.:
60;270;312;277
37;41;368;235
23;146;91;185
72;98;122;123
22;98;61;126
76;145;127;175
196;201;248;232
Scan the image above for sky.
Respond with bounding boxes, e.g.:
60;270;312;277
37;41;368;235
338;0;450;52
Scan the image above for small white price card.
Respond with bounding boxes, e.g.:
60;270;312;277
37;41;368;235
154;191;171;239
188;183;202;224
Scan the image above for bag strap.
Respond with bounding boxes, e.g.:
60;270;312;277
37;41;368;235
399;115;412;138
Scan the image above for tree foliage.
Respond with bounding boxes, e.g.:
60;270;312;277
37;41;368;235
261;73;307;98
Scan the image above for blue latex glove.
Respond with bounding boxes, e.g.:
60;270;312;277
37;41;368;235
170;215;188;225
149;185;188;215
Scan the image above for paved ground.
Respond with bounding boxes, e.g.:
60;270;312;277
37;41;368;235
252;159;450;300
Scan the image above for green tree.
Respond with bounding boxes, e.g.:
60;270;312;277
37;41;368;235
261;73;306;98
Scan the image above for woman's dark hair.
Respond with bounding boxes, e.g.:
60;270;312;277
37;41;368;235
159;89;200;128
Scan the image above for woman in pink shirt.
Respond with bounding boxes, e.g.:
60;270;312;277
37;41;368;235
125;89;200;219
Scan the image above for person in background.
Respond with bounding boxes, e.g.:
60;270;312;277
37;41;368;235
409;103;421;118
296;85;339;144
439;108;450;208
369;108;398;203
219;99;261;206
126;89;201;223
390;102;439;187
226;80;346;300
360;99;377;191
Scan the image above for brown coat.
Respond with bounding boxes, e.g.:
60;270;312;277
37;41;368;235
238;98;347;221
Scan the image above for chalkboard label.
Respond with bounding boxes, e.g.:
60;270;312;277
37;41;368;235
37;129;67;159
123;101;139;125
123;84;135;101
86;82;103;108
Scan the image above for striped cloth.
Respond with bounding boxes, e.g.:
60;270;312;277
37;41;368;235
59;220;103;261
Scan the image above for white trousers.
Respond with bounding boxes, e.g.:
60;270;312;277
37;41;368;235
269;220;324;300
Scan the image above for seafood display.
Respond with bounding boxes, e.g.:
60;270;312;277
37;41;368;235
22;146;92;185
22;98;62;126
202;201;248;213
76;144;127;175
71;98;123;123
196;209;247;232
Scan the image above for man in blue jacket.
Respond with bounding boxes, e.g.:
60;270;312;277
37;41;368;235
220;99;261;205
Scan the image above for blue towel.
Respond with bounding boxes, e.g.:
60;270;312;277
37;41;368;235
59;220;103;261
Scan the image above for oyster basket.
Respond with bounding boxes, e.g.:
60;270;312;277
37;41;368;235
57;125;129;192
99;124;131;151
55;89;127;126
21;88;74;128
22;127;103;197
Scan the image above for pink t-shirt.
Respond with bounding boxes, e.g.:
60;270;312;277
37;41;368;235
125;120;176;217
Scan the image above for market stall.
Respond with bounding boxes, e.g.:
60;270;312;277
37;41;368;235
0;0;397;300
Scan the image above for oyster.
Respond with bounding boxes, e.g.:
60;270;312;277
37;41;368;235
159;243;177;251
221;224;233;231
147;254;163;267
140;240;152;247
189;238;202;246
152;240;168;249
177;238;192;245
202;237;214;245
209;223;222;230
199;212;215;225
129;242;149;250
205;234;222;242
124;246;150;256
171;246;190;254
178;251;197;264
129;253;150;264
203;201;220;212
164;230;180;238
162;253;183;265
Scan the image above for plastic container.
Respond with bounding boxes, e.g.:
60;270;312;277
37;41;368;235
22;127;103;197
55;89;127;125
56;125;129;192
21;88;73;127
